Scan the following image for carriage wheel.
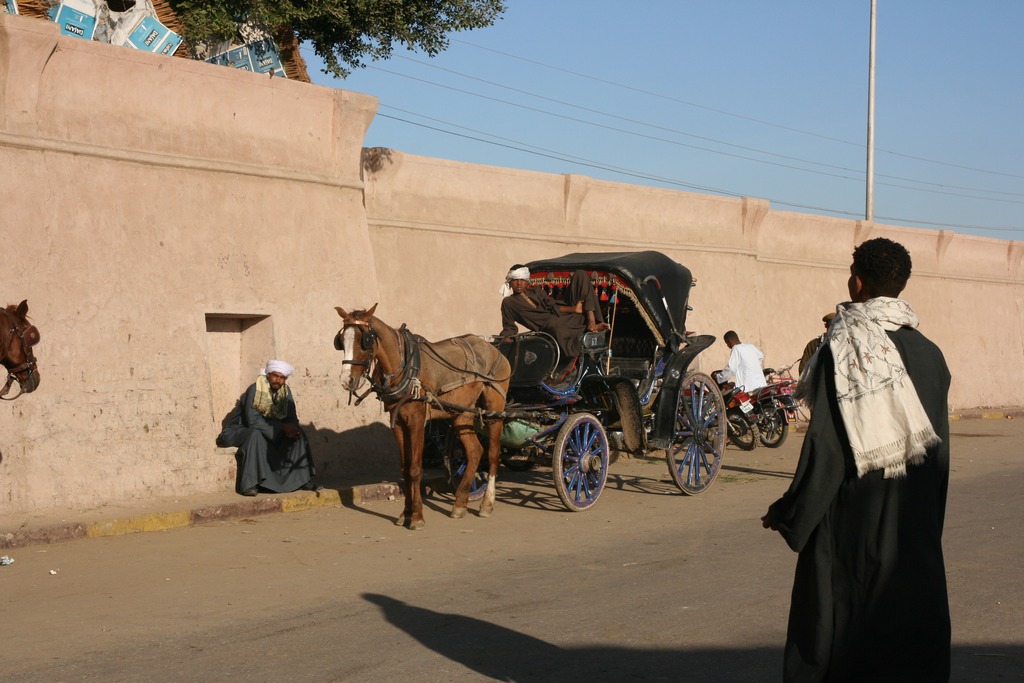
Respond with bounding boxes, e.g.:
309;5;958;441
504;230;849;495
552;413;609;512
443;428;488;502
727;413;758;451
665;372;727;495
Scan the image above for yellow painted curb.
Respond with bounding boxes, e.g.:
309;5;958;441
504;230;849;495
981;412;1006;420
87;510;191;538
281;490;341;513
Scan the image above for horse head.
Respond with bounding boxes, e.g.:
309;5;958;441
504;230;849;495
2;299;41;398
334;304;379;393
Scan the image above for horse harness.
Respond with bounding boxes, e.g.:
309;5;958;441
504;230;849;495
0;308;40;400
341;320;422;406
340;320;516;422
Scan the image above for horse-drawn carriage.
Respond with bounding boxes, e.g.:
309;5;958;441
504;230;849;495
335;250;727;528
442;250;727;511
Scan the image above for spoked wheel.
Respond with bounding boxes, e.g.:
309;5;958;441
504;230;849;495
758;415;790;448
665;372;727;495
443;428;488;502
552;413;609;511
727;413;758;451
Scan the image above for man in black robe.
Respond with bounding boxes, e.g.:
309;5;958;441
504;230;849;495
499;265;608;357
798;311;836;375
762;238;951;682
217;359;318;496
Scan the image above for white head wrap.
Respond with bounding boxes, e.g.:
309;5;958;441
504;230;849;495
506;266;531;282
264;359;295;377
500;266;531;296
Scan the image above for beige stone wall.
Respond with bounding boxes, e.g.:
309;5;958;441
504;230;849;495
1;15;388;516
3;14;1021;517
362;151;1024;413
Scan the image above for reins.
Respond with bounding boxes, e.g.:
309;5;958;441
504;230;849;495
419;337;513;385
341;319;521;423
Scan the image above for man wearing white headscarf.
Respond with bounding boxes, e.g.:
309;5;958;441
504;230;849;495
217;359;318;496
762;238;951;682
499;264;609;358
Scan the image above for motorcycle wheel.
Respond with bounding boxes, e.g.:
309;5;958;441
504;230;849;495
759;417;790;448
727;413;757;451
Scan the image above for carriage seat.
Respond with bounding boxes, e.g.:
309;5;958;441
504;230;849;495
495;331;607;388
494;332;561;388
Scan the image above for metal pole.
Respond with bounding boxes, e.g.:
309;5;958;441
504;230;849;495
866;0;876;221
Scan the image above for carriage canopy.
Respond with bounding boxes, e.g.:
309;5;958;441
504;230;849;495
525;251;693;347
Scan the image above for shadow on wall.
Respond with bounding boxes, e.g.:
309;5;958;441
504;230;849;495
304;421;400;488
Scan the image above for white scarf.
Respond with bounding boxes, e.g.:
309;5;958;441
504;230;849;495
253;374;291;420
797;297;939;479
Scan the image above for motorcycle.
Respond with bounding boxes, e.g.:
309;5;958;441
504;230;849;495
751;368;799;448
721;385;760;450
718;367;799;450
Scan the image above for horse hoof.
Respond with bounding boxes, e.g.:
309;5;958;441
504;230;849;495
451;507;467;519
394;516;407;527
478;507;492;518
409;518;426;530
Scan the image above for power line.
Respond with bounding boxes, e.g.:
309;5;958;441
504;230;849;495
378;108;743;196
374;107;1021;233
391;56;868;178
391;54;1024;200
452;39;1024;182
369;64;864;180
874;215;1023;233
369;64;1024;206
377;108;869;217
302;46;1023;235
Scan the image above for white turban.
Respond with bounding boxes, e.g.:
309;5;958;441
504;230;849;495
506;266;531;282
500;266;531;296
264;359;294;377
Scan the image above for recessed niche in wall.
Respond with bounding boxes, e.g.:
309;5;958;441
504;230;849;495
205;315;275;425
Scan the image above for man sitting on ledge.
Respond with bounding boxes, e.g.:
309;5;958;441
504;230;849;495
217;359;318;496
499;264;609;358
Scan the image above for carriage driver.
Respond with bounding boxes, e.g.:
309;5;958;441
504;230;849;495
499;264;609;358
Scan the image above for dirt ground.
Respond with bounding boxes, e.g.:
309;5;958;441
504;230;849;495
0;419;1021;682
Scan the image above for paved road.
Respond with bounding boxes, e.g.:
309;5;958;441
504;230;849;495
1;420;1021;682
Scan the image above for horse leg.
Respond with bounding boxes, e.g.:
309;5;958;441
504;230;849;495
402;406;427;530
392;422;411;527
478;417;502;517
479;389;505;517
451;413;483;519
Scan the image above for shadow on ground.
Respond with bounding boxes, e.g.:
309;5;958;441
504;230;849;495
363;592;1022;682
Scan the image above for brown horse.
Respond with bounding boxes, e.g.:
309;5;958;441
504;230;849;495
335;305;511;530
1;300;40;399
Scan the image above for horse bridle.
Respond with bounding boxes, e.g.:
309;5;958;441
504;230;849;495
337;320;421;405
1;309;39;400
338;320;378;368
337;320;380;405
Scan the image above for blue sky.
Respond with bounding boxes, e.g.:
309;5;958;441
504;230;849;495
303;1;1023;241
